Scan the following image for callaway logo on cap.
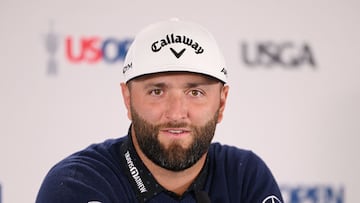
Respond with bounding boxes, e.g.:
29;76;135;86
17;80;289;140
123;18;228;83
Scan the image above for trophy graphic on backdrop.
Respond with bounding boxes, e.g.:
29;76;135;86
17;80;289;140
44;20;60;75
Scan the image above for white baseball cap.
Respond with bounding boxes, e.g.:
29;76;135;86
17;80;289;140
122;18;228;83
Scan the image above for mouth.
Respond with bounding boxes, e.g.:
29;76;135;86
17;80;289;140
160;128;191;137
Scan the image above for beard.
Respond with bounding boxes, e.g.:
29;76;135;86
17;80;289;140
131;107;219;172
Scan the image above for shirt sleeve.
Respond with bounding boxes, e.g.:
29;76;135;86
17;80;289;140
36;163;108;203
36;156;132;203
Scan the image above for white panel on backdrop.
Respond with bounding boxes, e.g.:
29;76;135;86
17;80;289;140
0;0;359;202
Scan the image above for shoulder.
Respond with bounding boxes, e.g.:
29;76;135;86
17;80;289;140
208;142;259;166
208;142;275;179
53;137;126;176
207;143;283;202
36;137;133;203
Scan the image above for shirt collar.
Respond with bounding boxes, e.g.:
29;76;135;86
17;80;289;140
119;127;209;202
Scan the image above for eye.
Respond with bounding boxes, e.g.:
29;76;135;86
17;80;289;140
149;89;163;96
189;89;204;97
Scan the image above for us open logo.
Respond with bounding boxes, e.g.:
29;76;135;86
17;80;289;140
280;184;344;203
43;21;132;76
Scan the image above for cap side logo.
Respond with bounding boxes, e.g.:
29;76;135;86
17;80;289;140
221;67;228;76
170;47;186;58
123;62;132;74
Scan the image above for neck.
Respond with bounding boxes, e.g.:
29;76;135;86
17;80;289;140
131;129;207;195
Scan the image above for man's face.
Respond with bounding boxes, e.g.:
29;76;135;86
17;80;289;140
121;72;229;171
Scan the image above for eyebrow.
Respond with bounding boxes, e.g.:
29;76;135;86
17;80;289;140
144;82;167;89
143;80;219;89
185;81;216;88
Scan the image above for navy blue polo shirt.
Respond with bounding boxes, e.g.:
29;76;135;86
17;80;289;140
36;132;283;203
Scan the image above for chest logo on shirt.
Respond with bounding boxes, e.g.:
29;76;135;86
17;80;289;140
262;195;282;203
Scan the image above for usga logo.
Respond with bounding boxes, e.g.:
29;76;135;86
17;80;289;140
241;41;316;68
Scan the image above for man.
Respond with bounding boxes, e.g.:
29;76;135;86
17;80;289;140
36;19;283;203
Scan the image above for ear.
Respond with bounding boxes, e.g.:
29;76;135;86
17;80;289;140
120;82;132;120
217;85;229;123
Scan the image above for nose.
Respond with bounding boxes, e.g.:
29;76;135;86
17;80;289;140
164;92;188;122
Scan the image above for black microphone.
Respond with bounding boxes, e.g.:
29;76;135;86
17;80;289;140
195;191;211;203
